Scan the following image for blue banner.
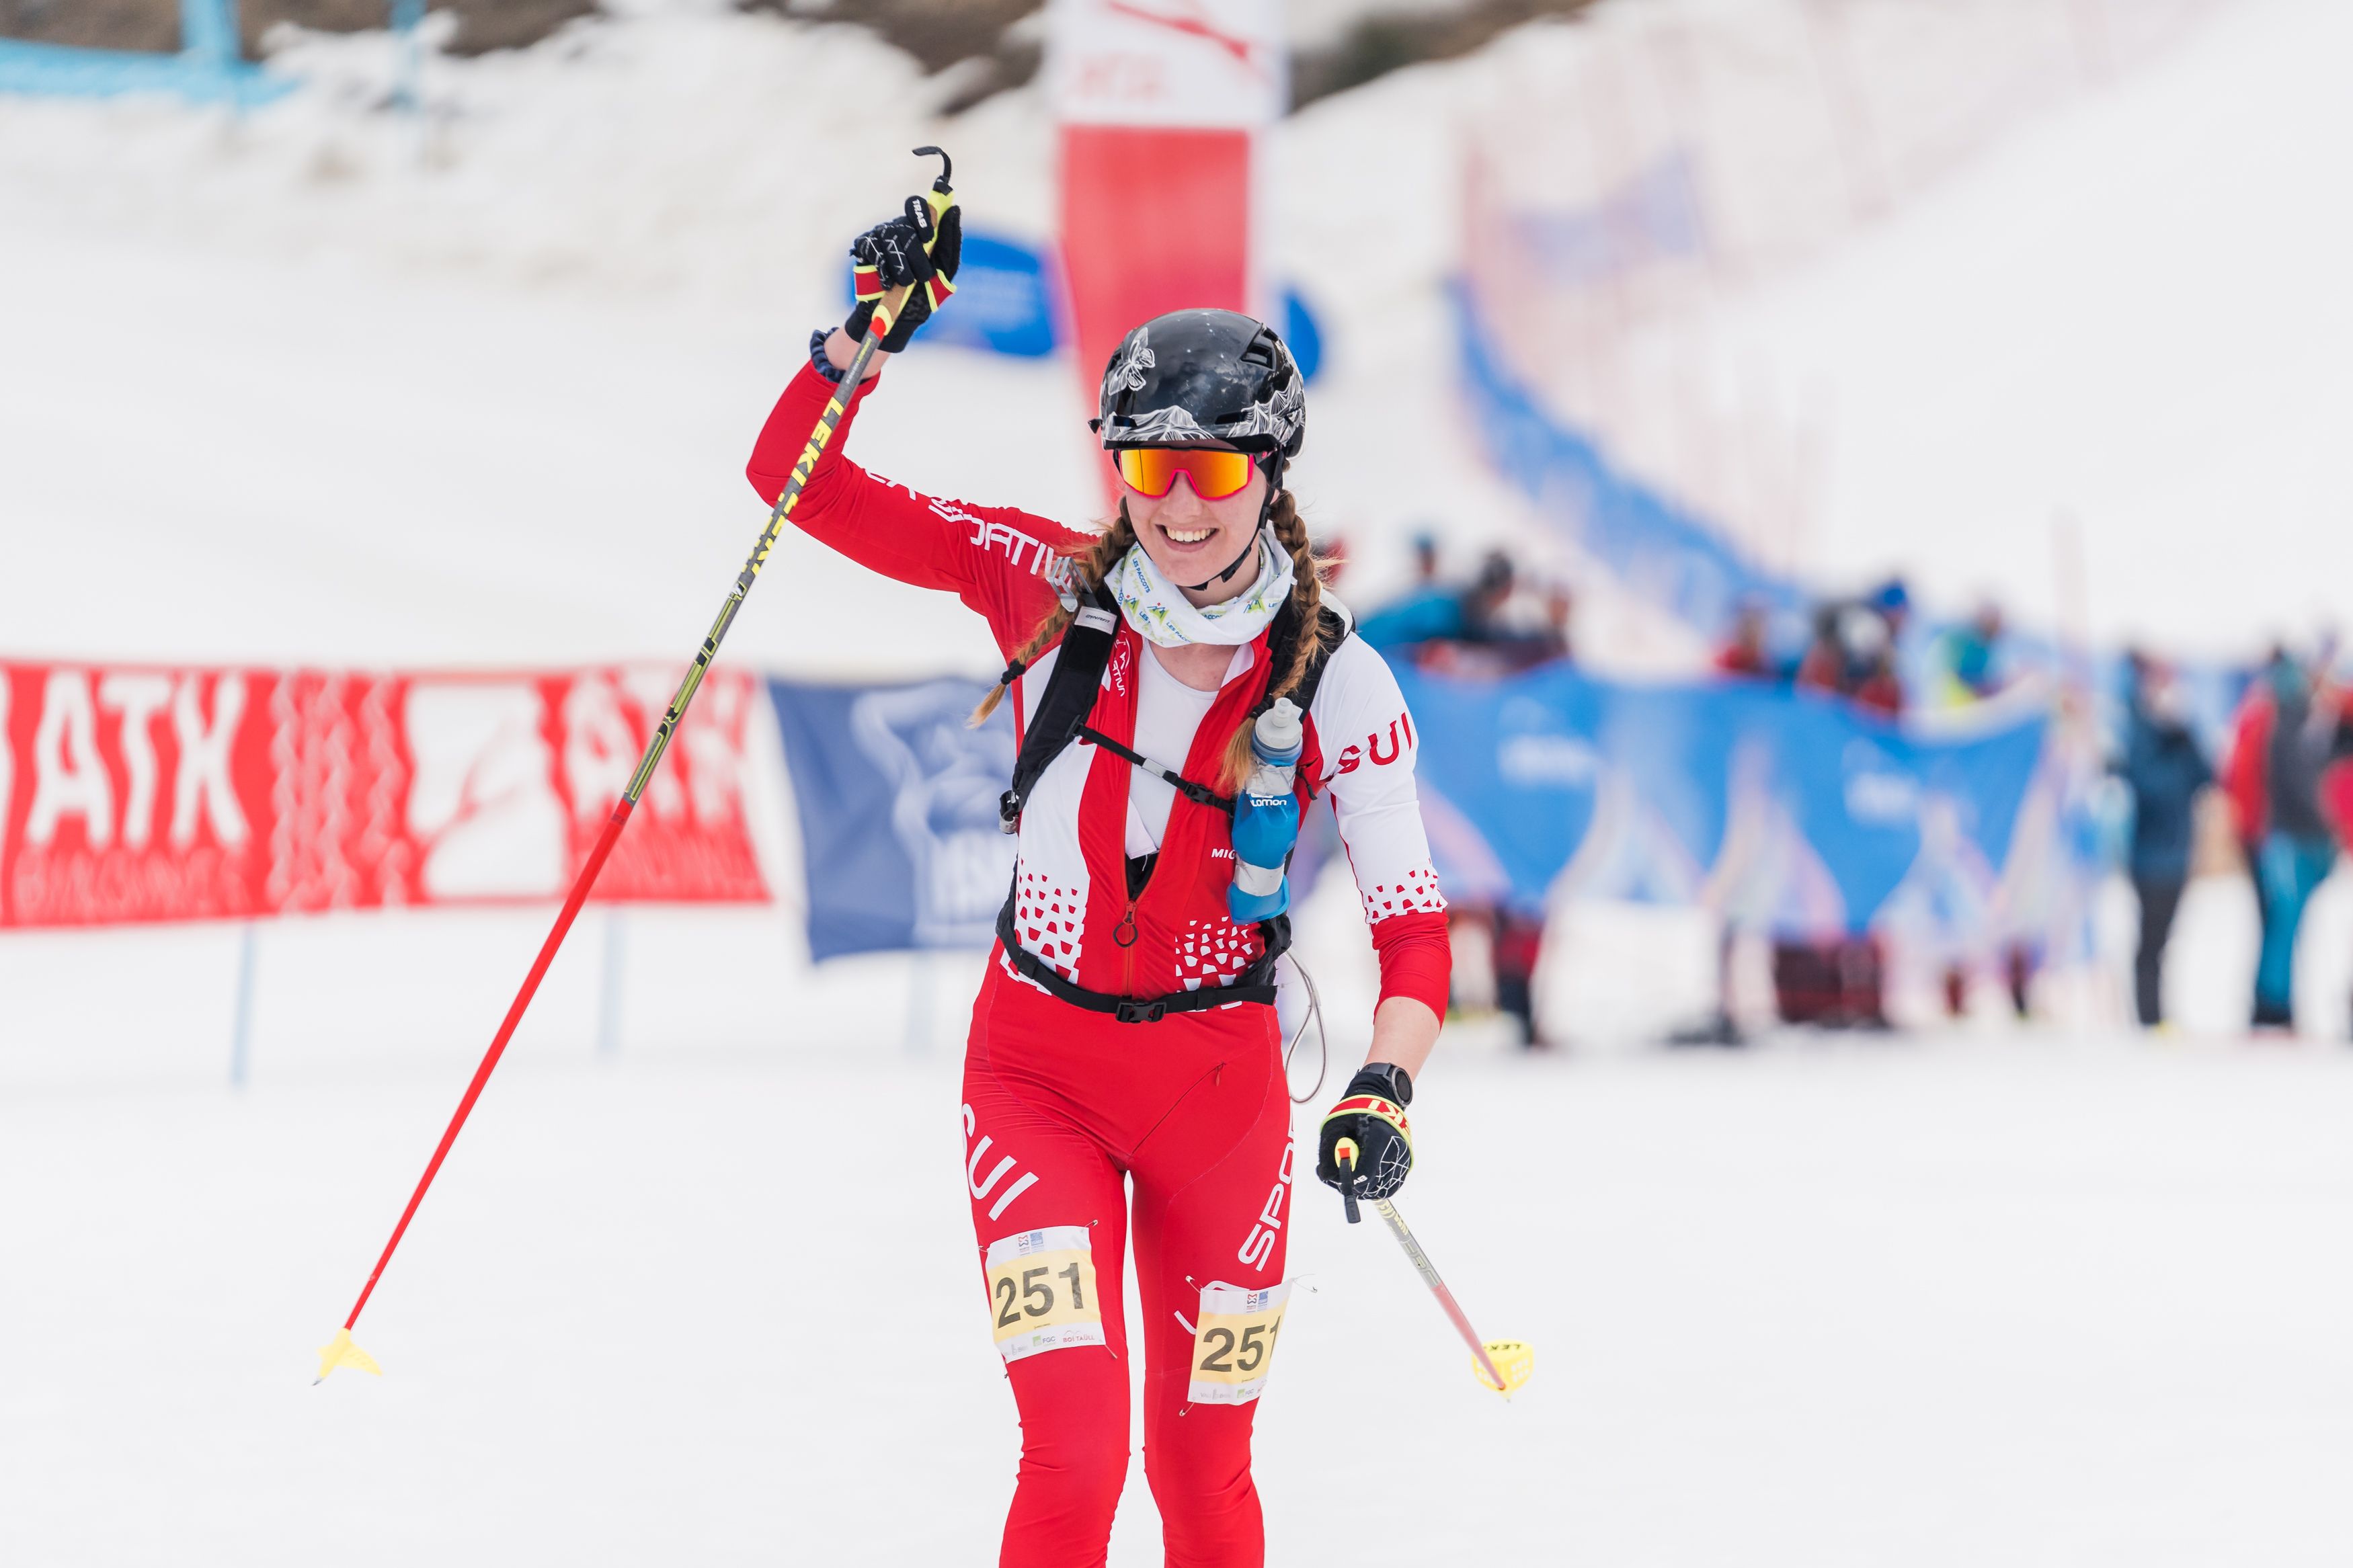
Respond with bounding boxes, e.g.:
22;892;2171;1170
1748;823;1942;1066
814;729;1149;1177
768;675;1016;960
771;665;2066;958
871;231;1328;373
1400;662;2057;940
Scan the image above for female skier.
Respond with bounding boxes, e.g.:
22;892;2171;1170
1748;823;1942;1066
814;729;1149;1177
745;202;1449;1568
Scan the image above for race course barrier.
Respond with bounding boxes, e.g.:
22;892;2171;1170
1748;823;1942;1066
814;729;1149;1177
0;660;766;930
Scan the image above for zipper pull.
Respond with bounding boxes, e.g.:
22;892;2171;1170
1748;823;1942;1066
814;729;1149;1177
1114;909;1138;948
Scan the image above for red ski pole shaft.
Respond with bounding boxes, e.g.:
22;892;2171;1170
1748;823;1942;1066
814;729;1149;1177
327;154;957;1354
341;799;633;1330
1366;1194;1511;1394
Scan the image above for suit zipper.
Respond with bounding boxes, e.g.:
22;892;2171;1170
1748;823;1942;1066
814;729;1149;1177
1115;902;1138;997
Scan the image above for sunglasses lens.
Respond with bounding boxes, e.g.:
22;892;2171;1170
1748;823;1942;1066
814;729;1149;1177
1115;448;1254;501
1115;448;1172;496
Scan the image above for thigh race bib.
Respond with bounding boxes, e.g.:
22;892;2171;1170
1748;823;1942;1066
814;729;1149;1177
985;1226;1105;1364
1187;1281;1290;1405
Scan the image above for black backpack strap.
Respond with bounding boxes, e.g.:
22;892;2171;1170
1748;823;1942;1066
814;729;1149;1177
1251;599;1353;802
1074;725;1234;815
998;579;1122;833
988;587;1341;1022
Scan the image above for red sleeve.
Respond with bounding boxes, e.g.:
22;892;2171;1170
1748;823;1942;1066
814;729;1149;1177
2223;696;2272;843
1369;911;1450;1020
746;362;1089;659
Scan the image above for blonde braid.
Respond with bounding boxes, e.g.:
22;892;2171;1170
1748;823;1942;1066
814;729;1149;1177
1217;489;1329;790
967;507;1140;726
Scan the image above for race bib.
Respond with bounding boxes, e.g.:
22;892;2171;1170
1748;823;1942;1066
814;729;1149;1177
985;1226;1104;1364
1187;1280;1290;1405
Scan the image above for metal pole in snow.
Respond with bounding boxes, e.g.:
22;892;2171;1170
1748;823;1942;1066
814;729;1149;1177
904;951;932;1057
596;909;625;1057
229;920;258;1089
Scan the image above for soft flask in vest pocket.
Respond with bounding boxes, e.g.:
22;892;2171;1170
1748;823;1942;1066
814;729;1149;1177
1228;699;1304;923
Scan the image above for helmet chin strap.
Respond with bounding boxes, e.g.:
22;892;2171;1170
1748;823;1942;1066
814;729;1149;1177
1172;454;1283;593
1174;536;1261;594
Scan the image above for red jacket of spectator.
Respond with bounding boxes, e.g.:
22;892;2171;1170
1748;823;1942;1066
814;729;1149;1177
2223;687;2275;846
1715;643;1771;678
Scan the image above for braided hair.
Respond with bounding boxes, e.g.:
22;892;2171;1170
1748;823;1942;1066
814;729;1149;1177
969;491;1334;793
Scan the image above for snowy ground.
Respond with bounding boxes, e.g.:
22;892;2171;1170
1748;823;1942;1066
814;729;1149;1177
4;1030;2350;1567
6;8;2353;1561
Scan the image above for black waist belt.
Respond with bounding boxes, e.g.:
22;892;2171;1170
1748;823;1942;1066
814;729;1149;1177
994;898;1279;1023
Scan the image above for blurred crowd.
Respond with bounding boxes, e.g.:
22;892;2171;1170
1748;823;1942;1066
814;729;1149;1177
1353;532;2353;1049
1711;581;2031;1036
1353;535;1574;1046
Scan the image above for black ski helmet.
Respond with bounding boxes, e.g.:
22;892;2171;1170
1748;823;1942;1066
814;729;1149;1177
1092;308;1306;461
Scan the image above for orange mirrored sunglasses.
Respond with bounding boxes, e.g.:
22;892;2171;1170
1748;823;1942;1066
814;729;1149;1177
1112;446;1257;501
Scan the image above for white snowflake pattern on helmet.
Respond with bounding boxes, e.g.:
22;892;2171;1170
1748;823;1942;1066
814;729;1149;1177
1118;403;1216;444
1093;310;1306;458
1101;327;1156;408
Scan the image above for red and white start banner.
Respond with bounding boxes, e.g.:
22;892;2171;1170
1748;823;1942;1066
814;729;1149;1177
0;661;768;930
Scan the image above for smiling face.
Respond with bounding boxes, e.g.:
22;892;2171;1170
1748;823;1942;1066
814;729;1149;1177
1117;442;1270;605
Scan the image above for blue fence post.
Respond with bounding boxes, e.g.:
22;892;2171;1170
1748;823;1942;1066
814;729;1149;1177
181;0;239;67
391;0;424;115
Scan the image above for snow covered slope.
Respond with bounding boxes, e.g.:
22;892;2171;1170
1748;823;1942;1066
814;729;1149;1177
1619;0;2353;655
0;1;1692;674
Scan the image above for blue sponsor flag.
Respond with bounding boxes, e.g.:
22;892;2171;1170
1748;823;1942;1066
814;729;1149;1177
773;665;2062;955
768;676;1016;959
1395;663;2053;936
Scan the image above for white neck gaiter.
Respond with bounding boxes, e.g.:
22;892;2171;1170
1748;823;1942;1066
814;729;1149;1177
1107;526;1295;649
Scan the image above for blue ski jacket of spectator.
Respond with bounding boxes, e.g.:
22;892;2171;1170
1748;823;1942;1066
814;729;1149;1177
2116;700;2213;882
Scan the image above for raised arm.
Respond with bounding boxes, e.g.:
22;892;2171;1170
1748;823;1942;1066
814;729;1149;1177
746;349;1086;658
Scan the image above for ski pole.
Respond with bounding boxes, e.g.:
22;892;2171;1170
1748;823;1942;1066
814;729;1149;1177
1335;1143;1532;1398
315;148;957;1385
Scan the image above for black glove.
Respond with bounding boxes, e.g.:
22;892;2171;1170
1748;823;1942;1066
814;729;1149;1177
843;197;962;353
1316;1064;1414;1202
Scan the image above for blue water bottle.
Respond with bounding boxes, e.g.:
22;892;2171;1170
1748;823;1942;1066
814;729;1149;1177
1228;698;1303;923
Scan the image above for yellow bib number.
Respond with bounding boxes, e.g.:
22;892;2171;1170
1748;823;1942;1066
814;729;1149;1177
985;1226;1105;1364
1188;1281;1290;1405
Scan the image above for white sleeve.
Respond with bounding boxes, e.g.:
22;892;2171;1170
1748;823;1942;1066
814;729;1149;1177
1309;637;1447;923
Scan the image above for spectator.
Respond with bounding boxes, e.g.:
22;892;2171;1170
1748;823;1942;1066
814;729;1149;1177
1359;543;1562;1046
2114;651;2212;1028
1409;529;1440;587
1412;552;1572;677
1938;602;2009;704
1460;550;1517;638
1798;600;1904;716
1715;600;1774;679
1355;530;1468;649
1782;597;1905;1026
2221;649;2278;1009
1870;577;1913;642
2233;648;2337;1029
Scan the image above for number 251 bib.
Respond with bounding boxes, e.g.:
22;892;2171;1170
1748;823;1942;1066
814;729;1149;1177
1189;1280;1291;1405
985;1226;1105;1364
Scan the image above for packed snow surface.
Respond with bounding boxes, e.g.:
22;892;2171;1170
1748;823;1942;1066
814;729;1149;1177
5;1036;2350;1566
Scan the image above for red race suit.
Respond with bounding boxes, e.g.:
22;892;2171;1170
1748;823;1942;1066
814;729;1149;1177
748;360;1449;1568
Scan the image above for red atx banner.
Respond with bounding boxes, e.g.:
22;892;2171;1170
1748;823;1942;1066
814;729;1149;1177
0;661;767;930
